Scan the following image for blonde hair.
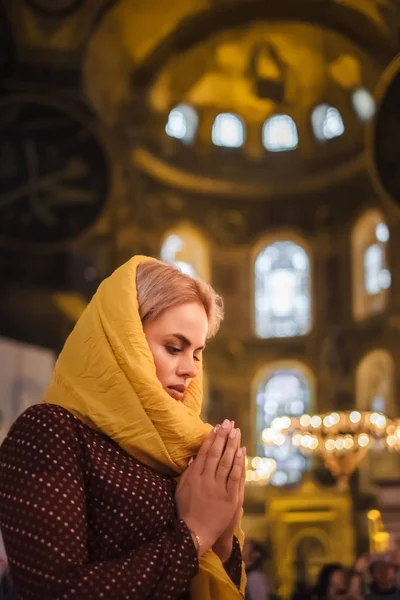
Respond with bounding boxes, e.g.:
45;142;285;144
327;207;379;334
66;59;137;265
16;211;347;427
136;260;224;338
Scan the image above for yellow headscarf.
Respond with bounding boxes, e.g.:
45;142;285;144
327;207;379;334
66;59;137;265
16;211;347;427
44;255;246;599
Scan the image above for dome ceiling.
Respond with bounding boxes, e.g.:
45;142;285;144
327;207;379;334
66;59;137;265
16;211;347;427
149;23;380;122
79;0;399;199
83;0;396;123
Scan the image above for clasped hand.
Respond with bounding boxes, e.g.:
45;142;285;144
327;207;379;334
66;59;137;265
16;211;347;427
176;420;246;561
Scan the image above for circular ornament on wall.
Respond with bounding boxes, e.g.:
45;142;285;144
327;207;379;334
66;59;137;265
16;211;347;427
0;95;110;247
25;0;84;17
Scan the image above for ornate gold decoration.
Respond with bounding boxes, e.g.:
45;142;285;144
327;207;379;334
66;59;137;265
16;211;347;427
262;411;397;489
245;455;276;485
368;509;390;553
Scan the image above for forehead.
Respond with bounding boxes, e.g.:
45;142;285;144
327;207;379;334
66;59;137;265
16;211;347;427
157;302;208;338
331;570;344;579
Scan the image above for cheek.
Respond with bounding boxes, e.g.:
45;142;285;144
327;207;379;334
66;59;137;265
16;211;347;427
151;346;175;386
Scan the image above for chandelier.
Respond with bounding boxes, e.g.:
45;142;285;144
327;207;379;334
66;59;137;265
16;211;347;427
261;411;400;489
245;455;277;485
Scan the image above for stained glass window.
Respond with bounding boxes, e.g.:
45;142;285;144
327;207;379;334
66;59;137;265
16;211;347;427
255;241;311;338
352;211;390;320
352;88;376;122
165;104;198;143
160;225;210;281
256;366;312;486
357;350;394;414
312;104;345;141
363;224;391;296
160;234;196;277
263;115;298;152
356;350;396;481
212;113;245;148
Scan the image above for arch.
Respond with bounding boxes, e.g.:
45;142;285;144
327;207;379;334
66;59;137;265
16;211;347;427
253;360;315;486
254;235;312;338
312;104;345;141
356;349;395;416
352;209;391;320
211;113;245;148
263;114;298;152
289;528;332;588
160;223;210;281
165;103;198;143
356;349;397;484
131;1;395;88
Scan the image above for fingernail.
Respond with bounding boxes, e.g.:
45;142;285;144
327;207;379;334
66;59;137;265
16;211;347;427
231;420;235;428
222;419;230;429
236;447;243;457
188;457;194;466
229;428;237;439
213;424;220;433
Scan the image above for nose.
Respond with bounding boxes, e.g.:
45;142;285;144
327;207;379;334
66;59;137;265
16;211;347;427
177;354;199;380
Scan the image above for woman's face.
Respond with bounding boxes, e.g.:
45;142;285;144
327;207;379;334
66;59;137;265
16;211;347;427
329;570;346;597
143;302;209;401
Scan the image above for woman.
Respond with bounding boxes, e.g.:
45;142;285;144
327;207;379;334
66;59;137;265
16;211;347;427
243;539;269;600
0;256;246;599
312;564;348;600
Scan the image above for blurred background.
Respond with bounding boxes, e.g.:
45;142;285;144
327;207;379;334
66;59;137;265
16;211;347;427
1;0;400;597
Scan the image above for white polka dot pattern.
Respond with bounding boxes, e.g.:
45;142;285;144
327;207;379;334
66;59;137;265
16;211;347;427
0;404;207;599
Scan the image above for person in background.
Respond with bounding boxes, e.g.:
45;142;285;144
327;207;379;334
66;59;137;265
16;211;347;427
347;553;370;600
312;563;348;600
366;560;400;600
0;256;246;600
243;539;270;600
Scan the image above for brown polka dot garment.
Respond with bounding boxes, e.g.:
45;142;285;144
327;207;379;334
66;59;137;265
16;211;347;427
0;404;242;599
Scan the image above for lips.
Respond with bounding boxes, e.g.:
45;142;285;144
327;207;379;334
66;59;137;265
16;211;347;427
167;385;186;401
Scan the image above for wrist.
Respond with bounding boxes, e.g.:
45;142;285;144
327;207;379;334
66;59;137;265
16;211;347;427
213;535;234;563
180;518;213;557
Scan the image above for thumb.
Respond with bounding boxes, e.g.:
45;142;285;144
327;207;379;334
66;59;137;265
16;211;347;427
177;457;194;489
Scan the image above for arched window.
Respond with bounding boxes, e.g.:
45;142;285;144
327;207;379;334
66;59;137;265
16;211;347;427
263;115;298;152
255;240;311;338
356;350;397;482
312;104;345;141
165;104;198;143
212;113;245;148
352;210;390;320
160;224;210;281
356;349;394;415
352;88;376;122
255;363;313;486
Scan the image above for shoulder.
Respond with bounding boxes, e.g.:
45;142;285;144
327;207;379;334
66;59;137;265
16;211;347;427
1;404;85;454
9;403;80;433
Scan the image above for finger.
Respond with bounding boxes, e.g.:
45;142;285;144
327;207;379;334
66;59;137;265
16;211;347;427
203;420;233;477
236;429;242;452
190;425;219;476
239;446;246;503
178;455;195;489
216;428;241;486
227;447;244;496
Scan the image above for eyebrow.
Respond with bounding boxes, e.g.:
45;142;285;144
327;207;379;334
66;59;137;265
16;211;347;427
170;333;206;352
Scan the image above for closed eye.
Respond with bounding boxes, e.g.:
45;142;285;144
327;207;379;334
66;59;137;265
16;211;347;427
166;346;181;355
